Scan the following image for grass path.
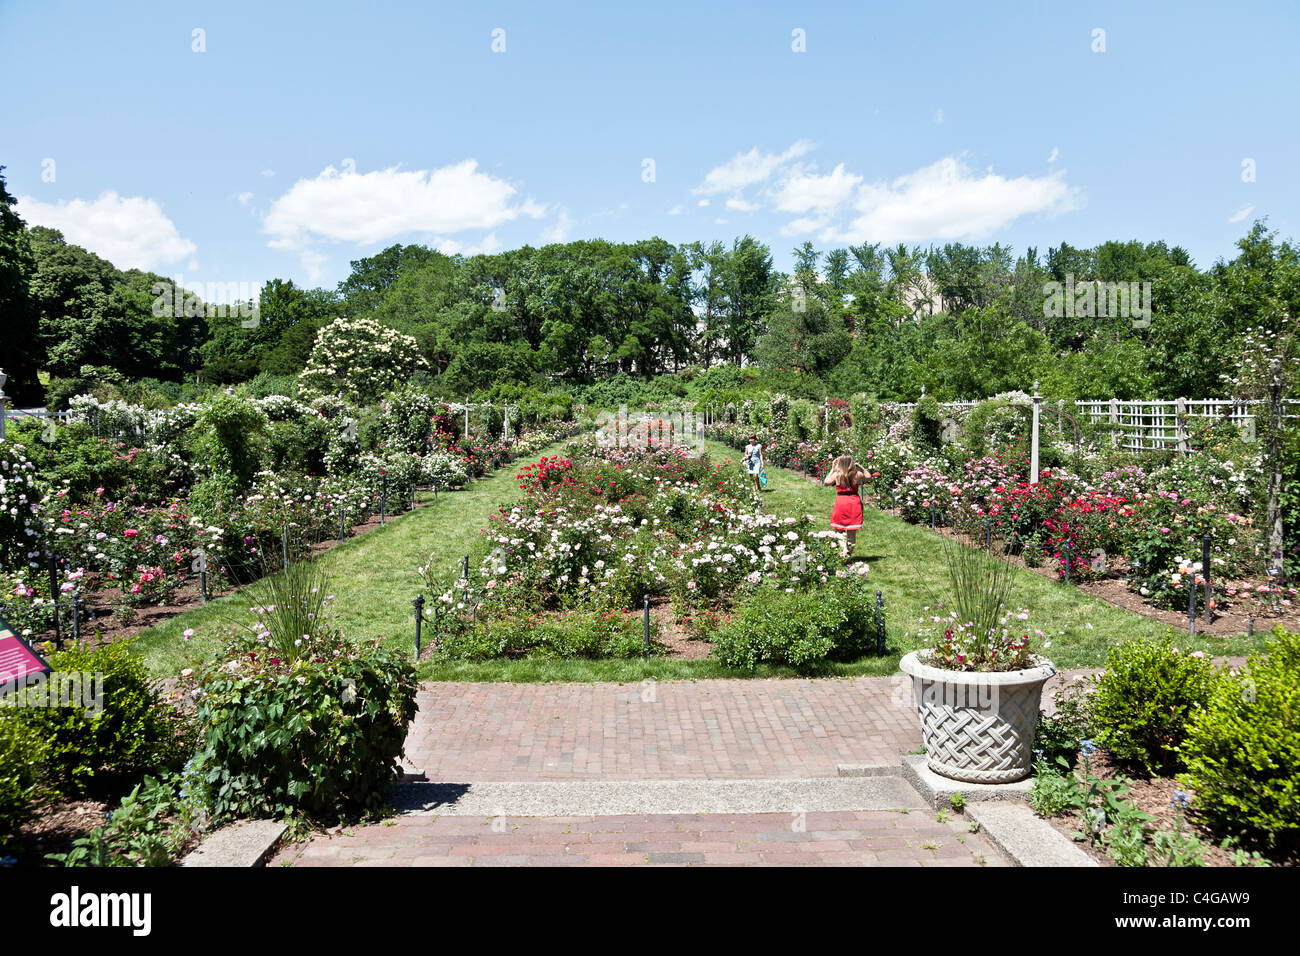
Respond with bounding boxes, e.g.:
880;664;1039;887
132;437;1271;680
130;445;569;676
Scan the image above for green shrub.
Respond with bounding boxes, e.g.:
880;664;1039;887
912;395;943;449
17;423;160;500
265;416;329;474
1092;634;1218;775
1020;531;1045;567
0;715;51;851
1180;628;1300;854
788;398;819;441
712;577;875;670
193;638;418;825
13;641;184;796
187;393;268;509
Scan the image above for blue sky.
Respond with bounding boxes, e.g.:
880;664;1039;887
2;0;1296;295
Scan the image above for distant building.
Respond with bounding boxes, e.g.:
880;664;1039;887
778;271;947;322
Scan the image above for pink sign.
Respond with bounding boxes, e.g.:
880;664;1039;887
0;620;50;684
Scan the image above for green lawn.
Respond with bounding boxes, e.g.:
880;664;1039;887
130;437;1271;680
129;446;567;677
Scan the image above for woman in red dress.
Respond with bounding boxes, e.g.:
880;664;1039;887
823;454;867;558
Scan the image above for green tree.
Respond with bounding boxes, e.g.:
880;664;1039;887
0;168;41;403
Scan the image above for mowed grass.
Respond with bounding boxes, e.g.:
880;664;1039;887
129;445;569;677
131;437;1272;680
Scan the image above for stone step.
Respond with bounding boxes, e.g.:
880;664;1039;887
968;802;1098;867
181;819;287;867
386;776;929;817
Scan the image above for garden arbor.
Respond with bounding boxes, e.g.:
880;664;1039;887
982;385;1086;481
442;401;515;442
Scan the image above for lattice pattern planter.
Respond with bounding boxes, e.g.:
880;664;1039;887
899;651;1056;783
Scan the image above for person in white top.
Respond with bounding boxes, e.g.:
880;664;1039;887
743;435;764;497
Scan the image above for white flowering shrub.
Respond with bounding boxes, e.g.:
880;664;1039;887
357;452;422;499
376;387;443;455
257;394;316;423
0;444;42;570
421;452;468;489
299;317;429;404
65;394;159;436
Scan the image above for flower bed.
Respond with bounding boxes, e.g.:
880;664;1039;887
422;439;877;668
0;390;586;646
704;390;1288;627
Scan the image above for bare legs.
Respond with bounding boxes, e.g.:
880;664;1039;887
838;530;858;558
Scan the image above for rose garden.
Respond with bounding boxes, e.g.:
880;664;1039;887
1;334;1296;867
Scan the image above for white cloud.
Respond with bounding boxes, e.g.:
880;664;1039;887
237;192;254;205
771;163;863;215
519;198;548;219
780;215;831;236
933;108;944;125
541;207;573;243
16;190;197;271
693;140;814;195
1228;204;1255;223
263;160;541;252
697;199;710;207
821;155;1081;245
714;218;728;225
261;169;275;178
1048;147;1060;163
431;233;501;257
667;204;685;216
725;196;759;212
299;250;329;283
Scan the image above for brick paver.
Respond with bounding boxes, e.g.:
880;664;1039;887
271;671;1089;866
274;810;1006;867
403;677;921;780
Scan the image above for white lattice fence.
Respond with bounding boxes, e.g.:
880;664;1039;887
1073;398;1297;451
879;396;1297;454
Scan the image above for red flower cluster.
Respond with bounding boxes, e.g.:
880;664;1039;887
516;456;576;494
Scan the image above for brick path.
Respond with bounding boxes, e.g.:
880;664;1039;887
271;673;1103;867
275;810;1007;867
403;677;921;780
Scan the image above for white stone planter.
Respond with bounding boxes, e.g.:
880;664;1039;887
898;651;1056;784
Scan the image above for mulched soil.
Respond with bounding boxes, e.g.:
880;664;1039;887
649;595;713;659
1038;750;1293;868
8;797;108;866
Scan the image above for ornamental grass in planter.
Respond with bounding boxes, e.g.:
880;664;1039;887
188;559;418;825
899;540;1055;783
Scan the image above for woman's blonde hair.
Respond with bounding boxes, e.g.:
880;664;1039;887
823;454;866;488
